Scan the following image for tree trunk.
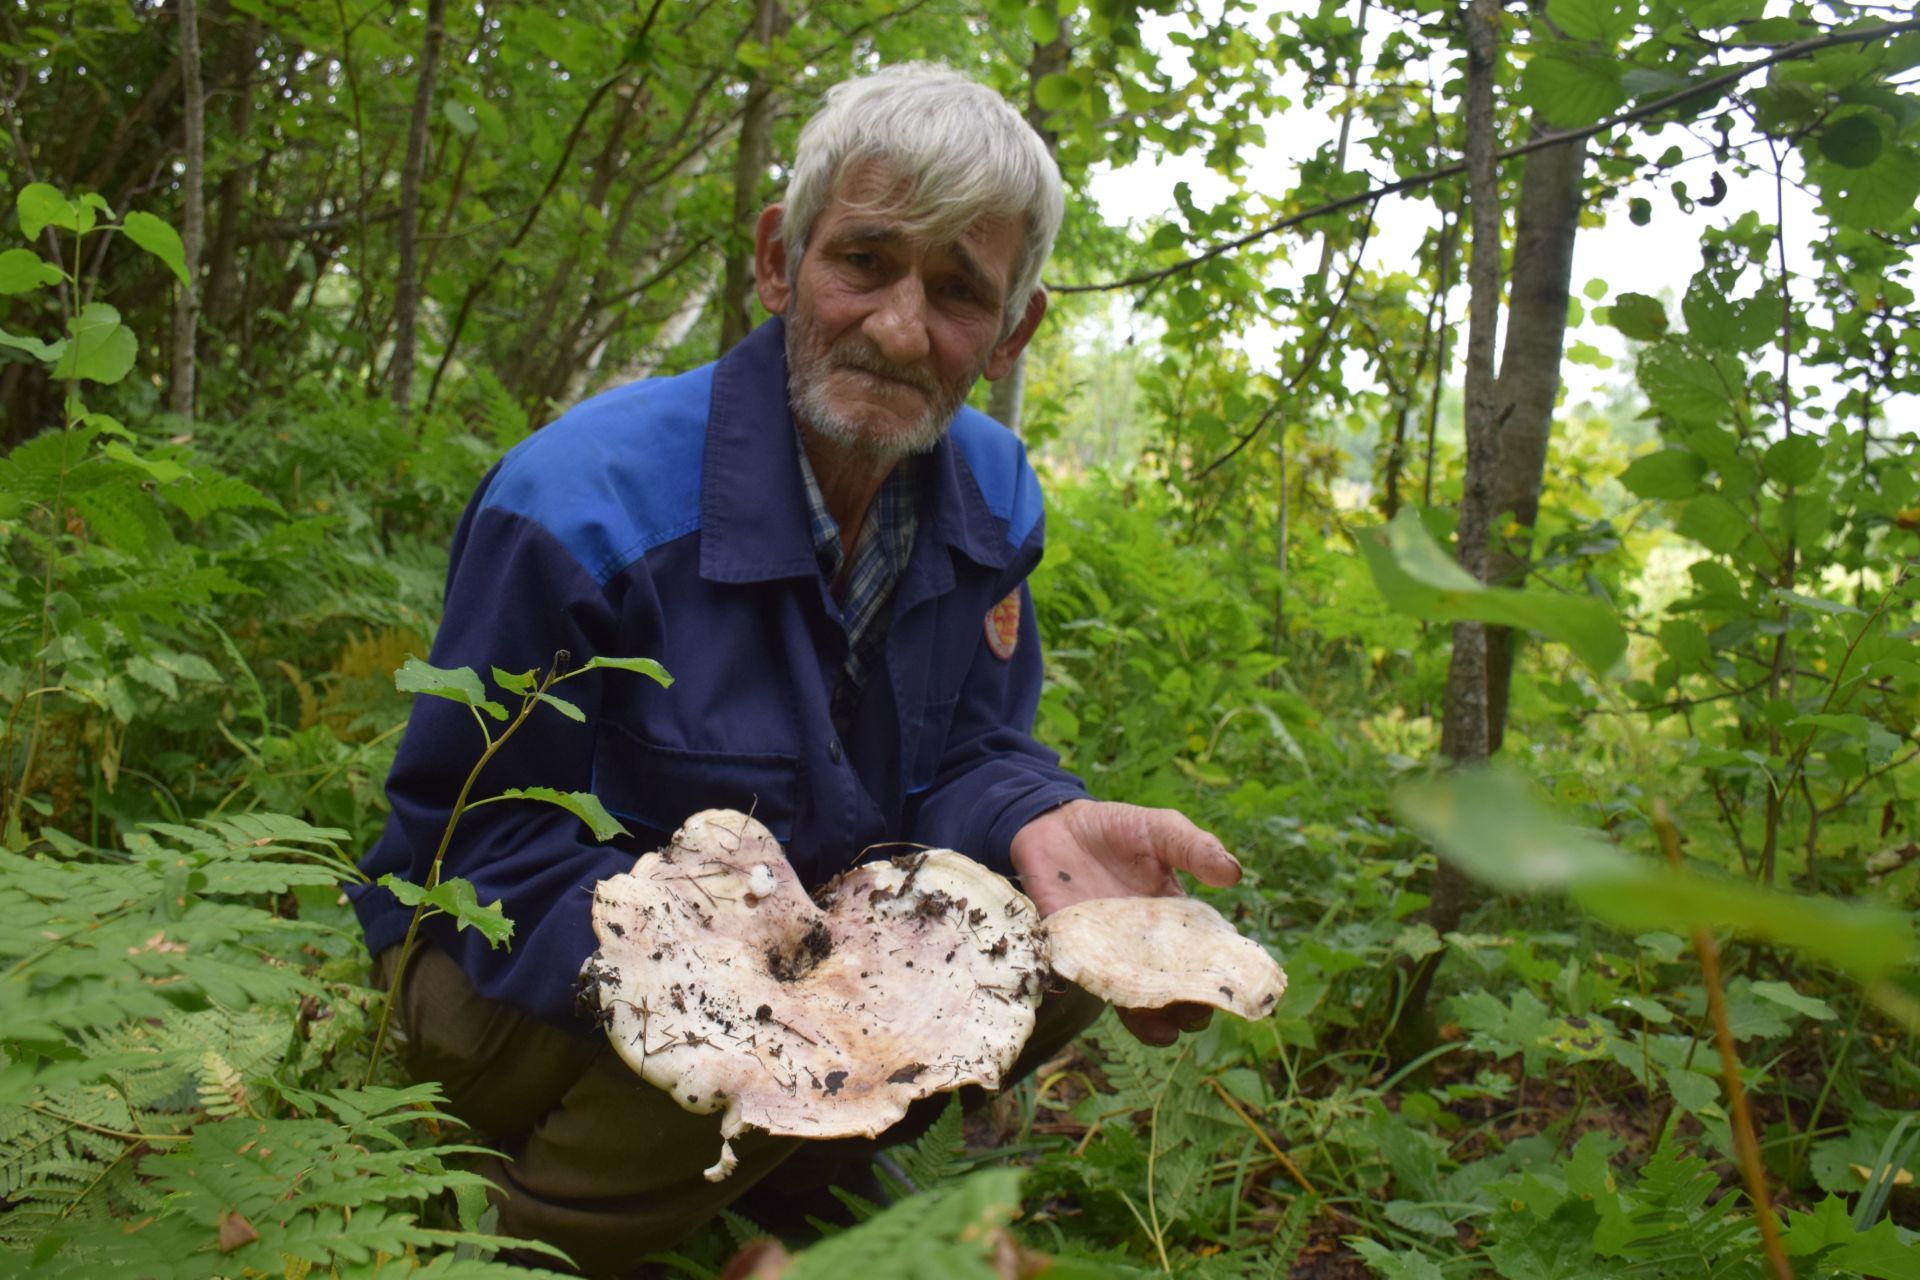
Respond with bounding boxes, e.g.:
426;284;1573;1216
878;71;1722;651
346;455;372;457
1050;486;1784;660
989;16;1070;436
169;0;205;420
986;357;1027;430
388;0;447;418
716;0;783;358
203;10;264;329
1484;133;1589;749
1394;16;1591;1066
1391;0;1502;1062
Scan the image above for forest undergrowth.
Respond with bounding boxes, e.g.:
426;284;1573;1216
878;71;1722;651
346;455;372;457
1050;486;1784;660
2;96;1918;1278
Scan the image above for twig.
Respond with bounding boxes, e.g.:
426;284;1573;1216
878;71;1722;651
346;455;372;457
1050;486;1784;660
1190;201;1378;481
1051;19;1920;295
1653;802;1791;1280
1204;1075;1317;1196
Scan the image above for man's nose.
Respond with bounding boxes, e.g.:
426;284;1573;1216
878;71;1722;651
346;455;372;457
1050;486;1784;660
863;274;932;365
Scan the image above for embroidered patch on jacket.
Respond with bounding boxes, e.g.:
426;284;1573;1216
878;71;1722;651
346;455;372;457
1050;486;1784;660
984;591;1021;661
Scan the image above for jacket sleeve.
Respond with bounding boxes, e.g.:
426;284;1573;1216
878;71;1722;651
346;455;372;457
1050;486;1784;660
360;477;655;1033
905;518;1088;879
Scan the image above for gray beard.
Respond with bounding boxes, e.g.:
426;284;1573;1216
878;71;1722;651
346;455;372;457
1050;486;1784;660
785;322;982;461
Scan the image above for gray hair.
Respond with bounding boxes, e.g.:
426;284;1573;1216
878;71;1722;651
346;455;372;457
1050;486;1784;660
781;63;1065;334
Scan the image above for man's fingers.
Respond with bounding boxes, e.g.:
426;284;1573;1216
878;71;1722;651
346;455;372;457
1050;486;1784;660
1140;808;1242;888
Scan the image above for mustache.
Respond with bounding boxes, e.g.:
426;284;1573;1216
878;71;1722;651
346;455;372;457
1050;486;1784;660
828;340;939;394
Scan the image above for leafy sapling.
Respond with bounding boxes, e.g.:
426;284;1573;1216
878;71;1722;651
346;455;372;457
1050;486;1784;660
364;650;672;1084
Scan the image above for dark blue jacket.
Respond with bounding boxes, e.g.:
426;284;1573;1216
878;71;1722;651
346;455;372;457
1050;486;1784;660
350;319;1086;1031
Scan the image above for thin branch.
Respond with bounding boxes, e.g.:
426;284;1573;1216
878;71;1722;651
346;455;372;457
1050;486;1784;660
1052;18;1920;295
1190;202;1378;481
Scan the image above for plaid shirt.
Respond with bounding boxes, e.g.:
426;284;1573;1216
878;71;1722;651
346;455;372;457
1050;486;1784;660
796;434;921;737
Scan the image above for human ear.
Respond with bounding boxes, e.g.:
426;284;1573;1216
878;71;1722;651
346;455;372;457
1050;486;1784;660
984;288;1048;380
754;205;793;315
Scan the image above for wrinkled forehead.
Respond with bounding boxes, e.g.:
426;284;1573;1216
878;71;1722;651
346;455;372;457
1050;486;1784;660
818;158;1025;265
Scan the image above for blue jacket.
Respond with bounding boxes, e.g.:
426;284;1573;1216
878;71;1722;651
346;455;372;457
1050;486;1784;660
350;318;1087;1031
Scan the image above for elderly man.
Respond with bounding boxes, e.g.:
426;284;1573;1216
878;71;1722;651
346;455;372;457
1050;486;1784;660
351;63;1240;1273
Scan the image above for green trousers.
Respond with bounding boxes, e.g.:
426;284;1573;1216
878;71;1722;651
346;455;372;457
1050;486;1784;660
378;944;1102;1277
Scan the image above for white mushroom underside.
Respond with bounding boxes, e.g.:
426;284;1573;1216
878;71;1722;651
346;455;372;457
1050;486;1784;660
1041;895;1286;1020
587;811;1046;1163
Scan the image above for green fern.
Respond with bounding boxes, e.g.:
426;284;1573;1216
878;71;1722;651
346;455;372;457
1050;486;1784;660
878;1094;972;1197
785;1167;1026;1278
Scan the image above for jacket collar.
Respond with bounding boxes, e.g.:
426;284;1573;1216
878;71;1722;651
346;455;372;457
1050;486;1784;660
699;318;1015;584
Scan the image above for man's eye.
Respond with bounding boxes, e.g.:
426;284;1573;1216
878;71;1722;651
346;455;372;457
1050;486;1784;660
844;252;878;271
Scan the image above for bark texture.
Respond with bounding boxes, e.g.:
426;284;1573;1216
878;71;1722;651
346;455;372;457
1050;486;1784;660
1483;133;1589;748
168;0;205;420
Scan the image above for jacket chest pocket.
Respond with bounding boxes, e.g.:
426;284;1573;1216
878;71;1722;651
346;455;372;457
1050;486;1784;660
592;722;800;842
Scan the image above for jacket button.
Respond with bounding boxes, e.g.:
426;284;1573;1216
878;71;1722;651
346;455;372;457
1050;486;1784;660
828;739;843;764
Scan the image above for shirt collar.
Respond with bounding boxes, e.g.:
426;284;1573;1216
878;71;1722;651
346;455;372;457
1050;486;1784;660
698;317;1015;584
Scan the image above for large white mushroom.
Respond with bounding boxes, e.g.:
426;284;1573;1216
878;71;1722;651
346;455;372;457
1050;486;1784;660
583;810;1047;1180
1039;896;1286;1021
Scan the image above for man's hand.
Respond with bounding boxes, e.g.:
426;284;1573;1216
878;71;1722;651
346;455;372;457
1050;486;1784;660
1010;799;1242;1047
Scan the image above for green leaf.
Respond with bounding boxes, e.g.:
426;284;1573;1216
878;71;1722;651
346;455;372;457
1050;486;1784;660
1350;1238;1446;1280
1675;494;1749;553
582;655;674;687
17;183;77;239
1662;1065;1719;1112
1605;291;1667;341
50;303;137;385
1762;434;1822;486
1034;72;1082;111
1824;1219;1920;1280
1783;1195;1856;1256
1618;449;1704;499
394;656;507;720
535;691;585;721
1750;980;1836;1021
1358;510;1627;675
1518;45;1627;127
490;665;534;694
1609;993;1673;1024
1638;347;1740;426
1773;589;1862;617
488;787;630;841
1545;0;1638;45
1658;618;1710;668
0;248;63;294
377;874;514;948
1809;145;1920;230
441;100;478;136
1394;768;1915;980
1816;113;1883;169
1024;5;1058;44
126;655;180;698
0;327;66;362
119;211;188;284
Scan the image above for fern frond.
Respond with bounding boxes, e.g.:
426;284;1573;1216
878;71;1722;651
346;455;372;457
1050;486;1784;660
878;1094;971;1197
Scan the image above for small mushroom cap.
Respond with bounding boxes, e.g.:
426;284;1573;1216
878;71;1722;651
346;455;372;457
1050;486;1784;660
1041;896;1285;1020
587;810;1046;1157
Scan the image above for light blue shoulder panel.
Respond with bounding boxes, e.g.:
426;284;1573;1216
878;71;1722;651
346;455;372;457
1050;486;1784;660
482;366;714;587
948;406;1043;547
